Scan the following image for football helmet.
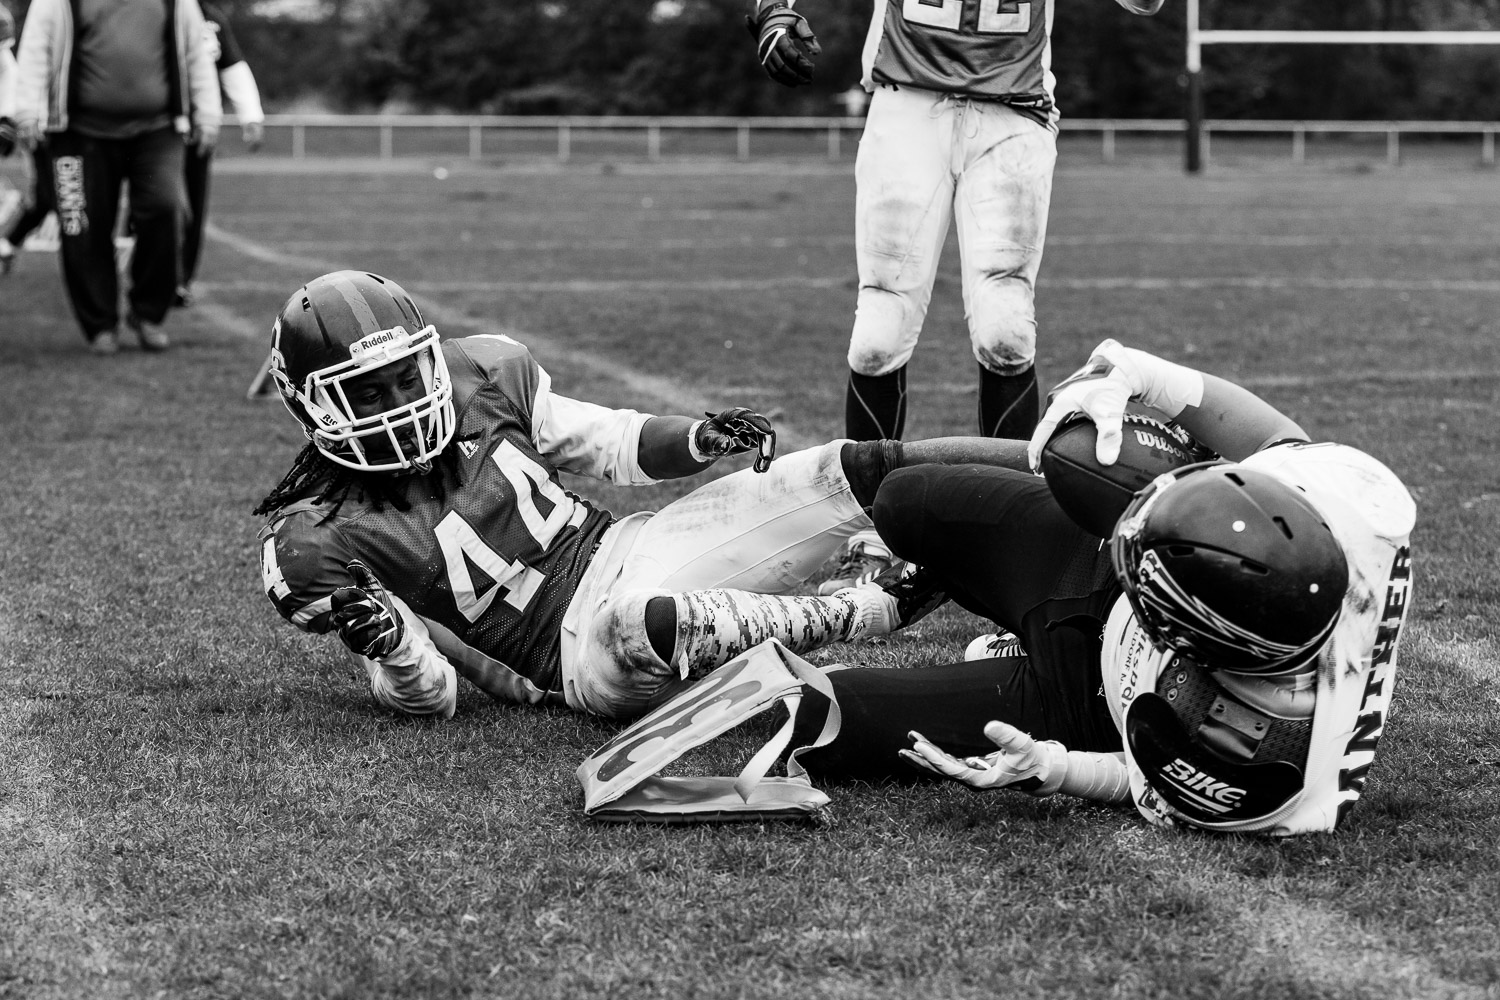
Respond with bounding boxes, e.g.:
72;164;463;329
1111;462;1348;675
270;271;455;473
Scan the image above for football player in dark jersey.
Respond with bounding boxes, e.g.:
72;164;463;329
256;271;1032;722
786;340;1415;835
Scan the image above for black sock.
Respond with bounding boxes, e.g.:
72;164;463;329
978;365;1039;440
846;367;907;441
644;596;677;664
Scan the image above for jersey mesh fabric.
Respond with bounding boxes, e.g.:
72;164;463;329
867;0;1054;117
264;336;617;697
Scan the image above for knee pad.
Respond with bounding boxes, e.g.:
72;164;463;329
592;589;675;681
840;439;905;510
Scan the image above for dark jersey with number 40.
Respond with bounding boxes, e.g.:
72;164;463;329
259;336;614;701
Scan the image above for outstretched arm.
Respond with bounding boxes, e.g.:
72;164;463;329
903;722;1133;804
637;408;777;480
1027;339;1306;469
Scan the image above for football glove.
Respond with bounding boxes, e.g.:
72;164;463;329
0;118;17;159
329;560;406;659
900;722;1067;796
695;407;777;472
1028;339;1206;472
745;1;821;88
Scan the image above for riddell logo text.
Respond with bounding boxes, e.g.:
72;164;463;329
1162;758;1246;805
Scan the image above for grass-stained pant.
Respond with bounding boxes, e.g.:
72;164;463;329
560;442;870;719
850;85;1056;378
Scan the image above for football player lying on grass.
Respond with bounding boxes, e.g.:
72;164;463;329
255;271;1030;722
787;339;1416;835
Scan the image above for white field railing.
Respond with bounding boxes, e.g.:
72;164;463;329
233;114;1500;168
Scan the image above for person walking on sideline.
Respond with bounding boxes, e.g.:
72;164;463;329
177;1;263;307
13;0;221;353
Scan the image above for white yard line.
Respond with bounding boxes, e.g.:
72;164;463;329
206;222;821;449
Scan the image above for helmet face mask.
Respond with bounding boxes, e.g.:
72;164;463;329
270;271;456;473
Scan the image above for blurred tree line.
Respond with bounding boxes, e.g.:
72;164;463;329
7;0;1499;118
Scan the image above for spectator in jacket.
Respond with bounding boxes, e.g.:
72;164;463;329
13;0;221;354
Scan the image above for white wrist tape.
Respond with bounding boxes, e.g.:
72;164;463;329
1055;750;1132;803
687;420;711;463
1094;339;1204;418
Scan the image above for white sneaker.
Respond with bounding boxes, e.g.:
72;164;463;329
816;535;897;596
964;631;1025;661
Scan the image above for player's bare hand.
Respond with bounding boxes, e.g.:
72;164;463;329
329;560;405;659
242;121;264;152
899;723;1060;793
696;407;777;472
746;1;821;87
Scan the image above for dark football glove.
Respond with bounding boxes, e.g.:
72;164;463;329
329;560;406;659
745;1;821;87
0;118;18;159
696;407;777;472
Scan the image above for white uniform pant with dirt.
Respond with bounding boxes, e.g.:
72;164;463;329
559;441;870;718
849;85;1056;378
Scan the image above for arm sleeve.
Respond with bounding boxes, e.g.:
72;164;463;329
13;0;60;131
532;382;658;485
218;60;263;122
351;595;458;720
0;47;15;120
181;0;223;130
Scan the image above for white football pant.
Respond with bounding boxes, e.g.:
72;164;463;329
849;85;1057;377
561;442;870;716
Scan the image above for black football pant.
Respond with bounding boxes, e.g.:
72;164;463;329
48;127;186;340
4;143;56;246
794;464;1123;783
181;145;212;288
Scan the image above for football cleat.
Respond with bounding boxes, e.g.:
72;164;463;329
816;537;897;596
845;560;948;633
964;631;1026;661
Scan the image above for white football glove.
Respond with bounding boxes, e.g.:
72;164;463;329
1027;339;1205;472
900;722;1067;796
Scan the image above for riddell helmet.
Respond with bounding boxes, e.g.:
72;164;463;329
1111;462;1348;676
270;271;455;473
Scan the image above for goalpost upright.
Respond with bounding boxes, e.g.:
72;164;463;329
1183;0;1500;173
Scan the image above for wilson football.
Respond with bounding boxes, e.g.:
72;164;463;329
1040;413;1203;537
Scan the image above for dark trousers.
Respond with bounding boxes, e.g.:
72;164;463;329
182;145;212;287
795;464;1124;782
4;143;56;246
48;127;187;339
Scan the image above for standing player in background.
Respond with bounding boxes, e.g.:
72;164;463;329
257;271;1031;723
0;2;20;273
747;0;1168;590
177;2;263;307
786;339;1416;836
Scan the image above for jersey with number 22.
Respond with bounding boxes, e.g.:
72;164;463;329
863;0;1056;118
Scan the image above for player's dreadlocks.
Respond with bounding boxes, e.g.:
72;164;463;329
252;432;479;520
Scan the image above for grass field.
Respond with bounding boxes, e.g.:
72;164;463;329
1;153;1498;999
